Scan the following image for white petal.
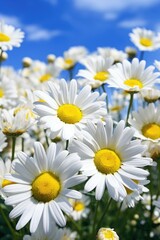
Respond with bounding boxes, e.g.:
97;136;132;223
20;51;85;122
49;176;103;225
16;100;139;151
49;201;66;227
34;142;47;171
30;202;44;233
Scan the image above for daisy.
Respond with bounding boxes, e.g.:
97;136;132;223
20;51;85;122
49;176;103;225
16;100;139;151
68;193;90;221
129;28;160;51
56;46;88;70
0;158;12;199
4;142;86;233
34;79;107;140
70;118;152;201
129;103;160;142
140;88;160;103
97;228;119;240
107;58;160;93
0;131;7;152
77;55;114;88
1;107;35;137
0;20;24;51
97;47;127;63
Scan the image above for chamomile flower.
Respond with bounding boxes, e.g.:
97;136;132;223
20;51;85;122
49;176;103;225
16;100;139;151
70;118;152;201
121;179;149;209
69;193;90;221
34;79;107;140
129;28;160;51
140;88;160;103
98;47;127;63
107;58;160;93
129;103;160;142
0;20;24;51
97;228;119;240
0;158;12;199
0;131;7;152
77;55;114;88
1;107;35;137
4;142;86;233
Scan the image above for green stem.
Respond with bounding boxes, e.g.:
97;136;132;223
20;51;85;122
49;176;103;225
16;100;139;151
101;84;109;113
96;198;112;232
91;200;99;239
44;129;49;147
67;215;81;236
21;137;24;152
11;137;16;161
125;93;134;126
0;204;17;237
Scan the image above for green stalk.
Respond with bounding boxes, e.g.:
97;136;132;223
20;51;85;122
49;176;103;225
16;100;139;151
101;84;109;113
125;93;134;126
91;200;99;239
11;137;16;161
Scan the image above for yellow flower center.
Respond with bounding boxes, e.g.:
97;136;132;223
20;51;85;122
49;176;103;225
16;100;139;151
140;37;153;47
32;172;61;202
57;104;82;124
64;58;74;69
2;179;14;188
73;201;85;212
39;74;52;83
110;105;123;112
94;149;121;174
0;32;10;42
0;88;4;98
102;229;115;239
142;123;160;140
94;71;109;82
124;78;143;89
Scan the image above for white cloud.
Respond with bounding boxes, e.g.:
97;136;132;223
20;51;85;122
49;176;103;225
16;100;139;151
104;13;118;21
0;14;22;27
0;13;61;41
73;0;160;13
25;25;61;41
118;18;147;29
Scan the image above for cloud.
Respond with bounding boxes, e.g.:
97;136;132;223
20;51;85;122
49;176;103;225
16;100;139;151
0;14;22;27
25;25;61;41
0;14;61;41
72;0;160;13
104;13;118;21
118;18;147;29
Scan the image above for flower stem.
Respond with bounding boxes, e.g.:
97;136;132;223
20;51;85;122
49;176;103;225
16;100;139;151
96;198;112;232
91;200;99;239
125;93;134;126
101;84;109;113
11;137;16;161
65;139;69;150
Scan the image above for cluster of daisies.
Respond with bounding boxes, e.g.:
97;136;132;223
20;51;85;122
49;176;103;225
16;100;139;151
1;20;160;240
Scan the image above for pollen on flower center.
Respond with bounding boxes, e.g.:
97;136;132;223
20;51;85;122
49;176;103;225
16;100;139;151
102;229;115;239
57;104;82;124
39;74;52;83
124;78;143;89
94;149;121;174
74;201;85;212
32;172;61;202
0;88;4;98
140;37;153;47
94;71;109;82
0;32;10;42
142;123;160;140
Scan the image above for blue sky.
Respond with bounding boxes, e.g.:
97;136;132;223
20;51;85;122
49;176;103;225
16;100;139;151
1;0;160;69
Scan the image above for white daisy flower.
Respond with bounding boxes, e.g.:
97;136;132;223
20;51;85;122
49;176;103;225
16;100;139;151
97;228;119;240
4;142;86;233
129;28;160;51
121;179;149;209
0;158;12;199
0;20;24;51
129;103;160;142
0;131;7;152
107;58;160;93
69;193;90;221
140;88;160;103
1;107;35;137
34;79;107;140
77;55;114;88
56;46;88;70
97;47;127;63
70;118;152;201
